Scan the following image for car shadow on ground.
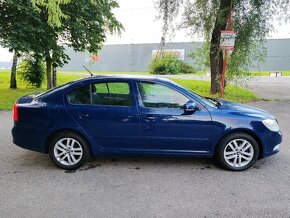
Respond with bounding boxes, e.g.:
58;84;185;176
12;150;277;174
77;156;218;172
11;150;218;172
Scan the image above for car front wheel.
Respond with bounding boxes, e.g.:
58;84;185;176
49;131;90;170
216;133;259;171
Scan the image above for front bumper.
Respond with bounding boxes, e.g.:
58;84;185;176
260;130;282;158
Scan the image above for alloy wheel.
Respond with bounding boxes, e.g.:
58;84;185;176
223;139;254;168
53;137;83;166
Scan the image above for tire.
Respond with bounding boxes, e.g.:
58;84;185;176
49;131;90;170
215;132;259;171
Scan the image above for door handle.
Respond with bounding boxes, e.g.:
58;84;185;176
77;113;90;119
145;115;155;122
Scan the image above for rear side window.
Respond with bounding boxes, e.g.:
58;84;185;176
94;82;130;95
92;82;131;106
68;82;131;106
68;85;91;105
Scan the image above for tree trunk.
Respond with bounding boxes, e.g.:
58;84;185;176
46;51;52;90
10;50;18;89
209;0;231;94
52;64;57;87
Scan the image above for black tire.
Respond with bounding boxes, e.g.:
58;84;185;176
215;132;259;171
49;131;90;170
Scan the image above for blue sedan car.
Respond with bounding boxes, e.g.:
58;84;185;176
12;75;282;171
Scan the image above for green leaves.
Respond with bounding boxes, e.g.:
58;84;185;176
156;0;290;89
149;55;196;75
32;0;70;27
0;0;122;89
18;54;45;88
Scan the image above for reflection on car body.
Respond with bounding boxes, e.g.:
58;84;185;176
12;75;282;171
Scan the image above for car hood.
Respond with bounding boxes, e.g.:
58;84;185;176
217;99;274;119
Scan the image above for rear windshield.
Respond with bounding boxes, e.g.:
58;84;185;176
35;82;73;99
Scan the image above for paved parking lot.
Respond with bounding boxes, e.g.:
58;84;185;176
1;78;290;217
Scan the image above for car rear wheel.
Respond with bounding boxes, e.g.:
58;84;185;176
49;132;90;170
216;133;259;171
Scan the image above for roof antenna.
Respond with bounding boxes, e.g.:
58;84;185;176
83;65;94;77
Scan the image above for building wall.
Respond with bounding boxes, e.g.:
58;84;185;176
262;39;290;71
1;39;289;71
61;42;199;72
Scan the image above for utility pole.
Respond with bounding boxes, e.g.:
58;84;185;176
220;0;233;98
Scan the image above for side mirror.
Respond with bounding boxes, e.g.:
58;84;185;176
183;100;199;114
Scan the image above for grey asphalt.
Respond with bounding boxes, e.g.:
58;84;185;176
161;75;290;100
1;77;290;218
248;76;290;100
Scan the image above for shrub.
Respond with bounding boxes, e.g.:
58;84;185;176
18;54;45;88
149;55;196;75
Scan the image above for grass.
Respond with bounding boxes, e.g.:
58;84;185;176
192;70;290;76
0;70;258;110
0;71;84;110
250;70;290;76
171;79;258;103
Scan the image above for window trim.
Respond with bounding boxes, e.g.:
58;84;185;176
136;81;192;110
67;84;92;106
67;81;133;108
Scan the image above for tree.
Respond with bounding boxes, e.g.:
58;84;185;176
45;0;123;89
0;0;43;88
32;0;70;27
10;51;18;88
18;53;45;88
156;0;290;94
0;0;122;90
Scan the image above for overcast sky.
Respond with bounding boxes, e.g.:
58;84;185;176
1;0;290;61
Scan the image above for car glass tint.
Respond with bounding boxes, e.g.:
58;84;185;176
92;82;131;106
68;85;91;105
35;82;73;98
138;82;189;109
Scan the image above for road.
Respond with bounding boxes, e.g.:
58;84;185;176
161;75;290;100
0;77;290;218
248;76;290;100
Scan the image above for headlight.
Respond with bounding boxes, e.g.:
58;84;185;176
262;119;280;132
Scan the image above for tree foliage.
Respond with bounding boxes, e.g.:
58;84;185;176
0;0;123;89
0;0;47;88
149;54;196;75
32;0;70;27
156;0;290;94
18;53;45;88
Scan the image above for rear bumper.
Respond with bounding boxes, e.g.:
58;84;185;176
12;126;48;153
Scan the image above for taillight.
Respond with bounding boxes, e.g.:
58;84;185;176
13;102;18;122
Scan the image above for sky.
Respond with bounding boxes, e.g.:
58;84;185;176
1;0;290;62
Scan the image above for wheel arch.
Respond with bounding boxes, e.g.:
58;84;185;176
214;129;264;159
44;128;92;154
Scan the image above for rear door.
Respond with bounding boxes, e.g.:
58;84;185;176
65;79;140;152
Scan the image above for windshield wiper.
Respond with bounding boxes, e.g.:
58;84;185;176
205;97;222;108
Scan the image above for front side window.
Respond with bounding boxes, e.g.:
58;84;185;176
138;82;189;109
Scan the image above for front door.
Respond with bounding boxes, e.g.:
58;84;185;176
136;81;212;154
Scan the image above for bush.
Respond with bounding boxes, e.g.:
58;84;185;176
149;56;196;75
18;54;45;88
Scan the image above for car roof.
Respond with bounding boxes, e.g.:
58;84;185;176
75;74;172;83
